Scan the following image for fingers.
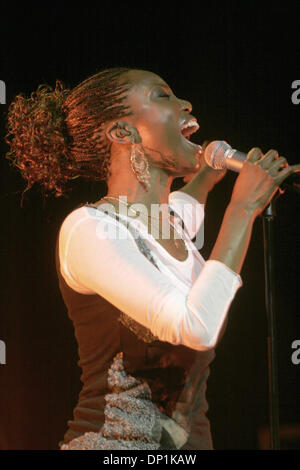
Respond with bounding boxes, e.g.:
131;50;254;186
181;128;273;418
247;148;281;169
246;147;263;163
267;156;288;176
274;164;293;186
247;147;288;175
258;149;279;169
290;163;300;173
274;161;300;187
244;147;298;187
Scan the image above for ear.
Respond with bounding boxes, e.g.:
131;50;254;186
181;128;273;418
105;120;142;145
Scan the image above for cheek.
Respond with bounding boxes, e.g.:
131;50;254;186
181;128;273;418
156;108;178;133
144;114;180;149
140;102;178;131
131;100;181;150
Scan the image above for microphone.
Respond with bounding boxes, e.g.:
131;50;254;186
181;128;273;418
204;140;300;193
204;140;249;172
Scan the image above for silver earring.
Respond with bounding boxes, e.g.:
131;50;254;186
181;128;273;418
130;142;151;191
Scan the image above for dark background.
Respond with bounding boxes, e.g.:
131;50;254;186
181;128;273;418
0;3;299;450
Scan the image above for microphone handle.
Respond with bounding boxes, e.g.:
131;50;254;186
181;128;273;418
224;148;247;172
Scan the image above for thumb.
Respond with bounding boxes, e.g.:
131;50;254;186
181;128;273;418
290;163;300;172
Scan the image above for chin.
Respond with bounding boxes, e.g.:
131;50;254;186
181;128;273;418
171;159;200;178
156;139;201;175
181;144;201;169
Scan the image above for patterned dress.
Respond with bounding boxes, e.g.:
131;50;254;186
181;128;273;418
56;204;217;450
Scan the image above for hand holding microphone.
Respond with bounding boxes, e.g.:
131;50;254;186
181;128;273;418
204;141;300;218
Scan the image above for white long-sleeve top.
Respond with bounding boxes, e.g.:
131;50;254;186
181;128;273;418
58;190;242;352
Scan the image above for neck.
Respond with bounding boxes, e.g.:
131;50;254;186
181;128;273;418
106;166;174;211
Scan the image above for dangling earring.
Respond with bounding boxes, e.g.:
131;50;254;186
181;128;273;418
130;142;151;191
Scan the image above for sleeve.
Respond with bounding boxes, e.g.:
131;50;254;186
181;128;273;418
59;208;242;352
168;190;205;240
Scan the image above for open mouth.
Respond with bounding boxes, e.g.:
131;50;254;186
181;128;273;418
180;119;200;142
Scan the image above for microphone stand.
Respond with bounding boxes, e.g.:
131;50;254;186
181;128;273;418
261;178;299;450
261;197;280;450
205;141;299;448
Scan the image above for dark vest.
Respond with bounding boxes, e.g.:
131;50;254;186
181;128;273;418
55;204;216;450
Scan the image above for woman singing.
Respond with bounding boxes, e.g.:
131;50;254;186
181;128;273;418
5;67;296;450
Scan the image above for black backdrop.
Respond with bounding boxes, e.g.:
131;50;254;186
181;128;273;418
0;3;299;450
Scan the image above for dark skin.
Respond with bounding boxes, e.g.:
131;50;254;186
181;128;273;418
91;69;300;270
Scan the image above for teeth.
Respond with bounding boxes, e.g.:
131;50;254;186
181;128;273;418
181;120;199;131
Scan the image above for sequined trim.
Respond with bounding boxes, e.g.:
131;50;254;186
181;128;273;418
60;352;162;450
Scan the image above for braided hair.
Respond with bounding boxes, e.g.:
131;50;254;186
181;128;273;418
5;67;134;206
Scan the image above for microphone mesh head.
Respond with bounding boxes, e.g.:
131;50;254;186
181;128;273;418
204;141;231;169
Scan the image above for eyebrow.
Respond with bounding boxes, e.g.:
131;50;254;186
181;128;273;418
152;82;173;93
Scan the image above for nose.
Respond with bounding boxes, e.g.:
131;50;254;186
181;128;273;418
179;98;192;114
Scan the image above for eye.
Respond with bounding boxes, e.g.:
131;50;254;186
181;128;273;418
158;92;171;99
